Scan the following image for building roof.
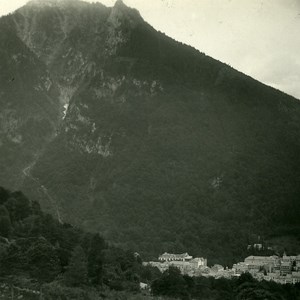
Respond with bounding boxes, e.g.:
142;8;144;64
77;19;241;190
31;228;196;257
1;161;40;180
245;256;269;260
159;252;192;259
245;256;277;262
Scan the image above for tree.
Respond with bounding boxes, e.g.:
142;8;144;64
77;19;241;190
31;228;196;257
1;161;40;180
0;216;11;238
0;205;11;237
0;205;9;217
87;233;105;285
27;238;61;282
237;272;255;285
151;266;189;299
140;265;161;282
64;245;88;287
236;287;281;300
0;243;8;275
0;187;9;205
4;194;31;222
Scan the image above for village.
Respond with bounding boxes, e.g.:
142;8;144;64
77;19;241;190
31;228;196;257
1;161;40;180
143;251;300;285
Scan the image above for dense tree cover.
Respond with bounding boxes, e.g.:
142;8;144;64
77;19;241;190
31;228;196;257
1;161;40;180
0;186;152;298
64;245;88;286
1;187;299;300
151;268;300;300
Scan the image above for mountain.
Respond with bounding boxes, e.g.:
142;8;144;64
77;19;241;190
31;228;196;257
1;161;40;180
0;13;60;190
0;0;299;265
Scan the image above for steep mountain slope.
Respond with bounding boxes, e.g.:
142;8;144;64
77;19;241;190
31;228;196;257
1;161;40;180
0;15;60;190
1;0;300;264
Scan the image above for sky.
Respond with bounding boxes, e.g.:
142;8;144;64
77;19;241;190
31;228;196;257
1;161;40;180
1;0;300;99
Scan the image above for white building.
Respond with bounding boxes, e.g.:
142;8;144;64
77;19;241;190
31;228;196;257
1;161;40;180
158;252;193;262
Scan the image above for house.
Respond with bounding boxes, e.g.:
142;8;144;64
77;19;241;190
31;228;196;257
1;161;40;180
190;257;207;267
264;272;280;282
145;252;208;277
244;255;278;271
233;262;249;274
254;243;263;250
210;264;224;273
296;255;300;271
291;272;300;283
158;252;193;262
140;282;148;290
280;261;292;275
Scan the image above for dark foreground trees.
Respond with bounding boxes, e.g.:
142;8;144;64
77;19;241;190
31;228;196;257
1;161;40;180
151;270;300;300
64;245;88;286
0;186;141;297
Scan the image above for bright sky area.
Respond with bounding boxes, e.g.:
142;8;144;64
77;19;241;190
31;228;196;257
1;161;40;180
1;0;300;99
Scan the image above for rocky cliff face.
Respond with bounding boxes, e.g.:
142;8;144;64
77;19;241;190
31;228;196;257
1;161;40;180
1;0;300;264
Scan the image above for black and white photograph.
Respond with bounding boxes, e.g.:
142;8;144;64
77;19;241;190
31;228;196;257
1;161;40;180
0;0;299;299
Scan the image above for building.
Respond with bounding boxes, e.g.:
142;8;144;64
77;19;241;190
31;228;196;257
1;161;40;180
158;252;193;262
210;264;224;273
145;252;207;277
190;257;207;268
291;272;300;283
244;255;278;266
233;262;249;274
296;255;300;271
244;255;279;272
280;261;292;275
264;272;280;282
145;252;300;284
254;243;263;250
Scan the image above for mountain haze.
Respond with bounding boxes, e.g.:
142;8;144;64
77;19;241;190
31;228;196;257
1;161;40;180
0;0;300;264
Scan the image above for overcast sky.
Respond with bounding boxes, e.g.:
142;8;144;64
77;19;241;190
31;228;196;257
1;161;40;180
1;0;300;99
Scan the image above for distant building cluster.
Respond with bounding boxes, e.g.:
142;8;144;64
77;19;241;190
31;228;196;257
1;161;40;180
234;253;300;284
144;252;208;277
144;252;300;284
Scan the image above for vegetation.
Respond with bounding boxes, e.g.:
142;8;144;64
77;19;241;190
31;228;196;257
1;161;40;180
0;15;60;191
1;186;299;300
151;267;300;300
0;186;151;299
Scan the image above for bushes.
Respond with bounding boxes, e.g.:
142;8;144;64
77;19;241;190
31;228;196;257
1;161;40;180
0;205;11;237
64;246;88;287
26;238;61;282
151;270;300;300
151;267;190;299
0;186;144;295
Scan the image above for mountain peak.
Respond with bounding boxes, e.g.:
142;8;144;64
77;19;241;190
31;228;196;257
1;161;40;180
109;0;143;27
114;0;126;8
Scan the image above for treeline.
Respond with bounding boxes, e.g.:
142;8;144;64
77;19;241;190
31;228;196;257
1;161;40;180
151;267;300;300
0;186;161;299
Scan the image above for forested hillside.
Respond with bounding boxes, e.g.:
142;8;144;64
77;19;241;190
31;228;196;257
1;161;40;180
1;187;300;299
0;186;156;299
